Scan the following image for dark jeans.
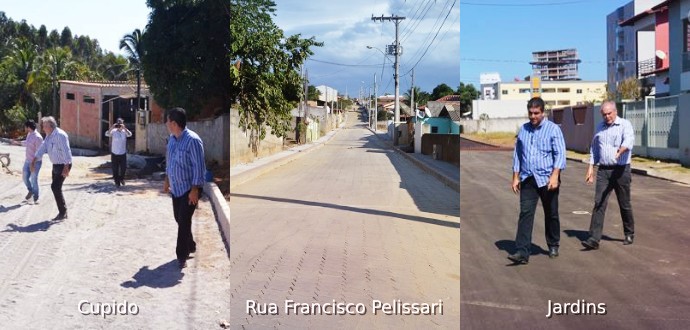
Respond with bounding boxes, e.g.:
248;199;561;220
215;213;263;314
588;165;635;241
172;189;200;261
51;164;71;215
111;153;127;184
515;176;560;258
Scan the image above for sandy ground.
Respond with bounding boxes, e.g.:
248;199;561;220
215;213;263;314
0;142;230;329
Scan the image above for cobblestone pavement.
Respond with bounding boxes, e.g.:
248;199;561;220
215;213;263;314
0;142;230;329
228;114;460;329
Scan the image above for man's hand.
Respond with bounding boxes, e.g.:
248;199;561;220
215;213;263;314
62;164;70;178
585;165;595;184
189;187;199;205
511;177;521;194
547;174;559;191
163;178;170;193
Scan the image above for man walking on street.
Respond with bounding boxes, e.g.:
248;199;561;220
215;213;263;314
105;118;132;187
33;116;72;220
162;108;206;269
508;97;567;265
23;120;43;204
582;101;636;250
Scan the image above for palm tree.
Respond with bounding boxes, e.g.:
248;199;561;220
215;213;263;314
5;39;41;115
42;47;76;115
120;29;143;110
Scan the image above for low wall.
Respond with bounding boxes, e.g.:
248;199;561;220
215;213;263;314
147;114;229;164
230;108;284;166
421;134;459;166
459;117;526;134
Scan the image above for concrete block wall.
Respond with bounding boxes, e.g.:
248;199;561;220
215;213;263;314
147;114;229;164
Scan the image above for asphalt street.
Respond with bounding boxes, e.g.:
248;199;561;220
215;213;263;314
229;114;460;329
460;144;690;329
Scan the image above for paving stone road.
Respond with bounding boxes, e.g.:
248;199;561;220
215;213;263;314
228;113;460;329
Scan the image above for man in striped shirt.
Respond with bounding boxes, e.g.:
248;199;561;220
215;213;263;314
508;97;567;265
23;120;44;204
32;116;72;221
162;107;206;269
582;101;636;250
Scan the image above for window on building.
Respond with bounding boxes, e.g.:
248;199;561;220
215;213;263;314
557;100;570;105
519;88;530;93
557;88;570;93
83;95;95;104
545;100;556;106
542;88;556;93
576;89;583;94
431;126;438;133
502;90;508;95
66;93;75;100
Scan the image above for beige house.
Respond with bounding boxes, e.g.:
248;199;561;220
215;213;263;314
498;80;606;107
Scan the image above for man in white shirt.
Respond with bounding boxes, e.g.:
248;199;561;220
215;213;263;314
105;118;132;187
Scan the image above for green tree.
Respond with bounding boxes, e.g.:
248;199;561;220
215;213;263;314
41;47;76;115
142;0;233;117
59;27;72;48
307;85;320;101
4;39;42;116
404;86;430;107
459;82;479;114
229;0;322;142
430;83;454;101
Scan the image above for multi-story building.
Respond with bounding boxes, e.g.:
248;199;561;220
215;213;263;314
497;80;606;107
530;49;581;81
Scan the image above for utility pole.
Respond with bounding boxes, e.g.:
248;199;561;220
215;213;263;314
372;14;405;144
373;73;377;130
410;68;415;118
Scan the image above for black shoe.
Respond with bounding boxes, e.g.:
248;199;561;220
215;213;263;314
581;238;599;250
178;259;187;268
25;192;33;200
548;246;559;258
190;246;196;254
121;180;125;186
623;234;634;245
507;253;529;264
52;213;68;221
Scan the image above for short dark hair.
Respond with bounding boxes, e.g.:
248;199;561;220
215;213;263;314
24;120;37;130
166;107;187;129
527;97;545;113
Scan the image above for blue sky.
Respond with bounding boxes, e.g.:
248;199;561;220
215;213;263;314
1;0;460;98
460;0;630;86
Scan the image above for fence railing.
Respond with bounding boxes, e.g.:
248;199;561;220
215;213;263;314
623;95;679;154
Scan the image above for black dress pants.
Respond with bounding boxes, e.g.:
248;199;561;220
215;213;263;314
172;189;200;261
514;176;560;258
51;164;71;215
588;165;635;241
111;153;127;184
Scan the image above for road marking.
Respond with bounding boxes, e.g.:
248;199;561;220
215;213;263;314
572;211;590;215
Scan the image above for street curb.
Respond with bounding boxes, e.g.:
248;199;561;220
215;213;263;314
369;128;460;193
204;182;231;258
229;130;339;189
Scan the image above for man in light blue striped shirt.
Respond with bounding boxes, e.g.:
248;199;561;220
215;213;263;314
162;107;206;269
582;101;636;250
508;97;566;264
32;116;72;220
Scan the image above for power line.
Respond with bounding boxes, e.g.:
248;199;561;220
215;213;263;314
460;0;594;6
307;58;386;67
402;0;457;76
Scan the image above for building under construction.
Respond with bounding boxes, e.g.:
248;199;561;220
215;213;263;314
530;48;581;81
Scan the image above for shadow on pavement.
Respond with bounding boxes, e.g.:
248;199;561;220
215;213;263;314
495;239;548;256
2;218;65;233
230;193;460;229
121;260;185;289
0;203;22;213
357;128;459;218
564;229;623;243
